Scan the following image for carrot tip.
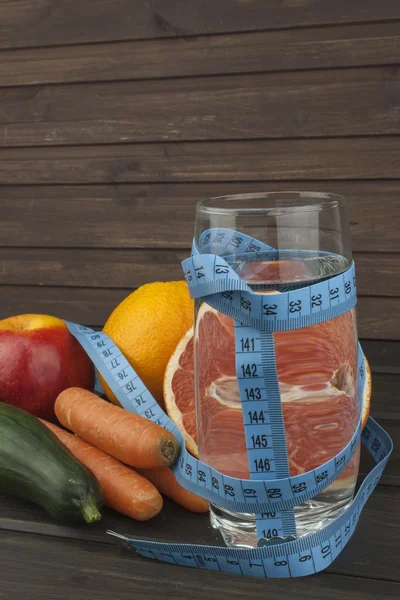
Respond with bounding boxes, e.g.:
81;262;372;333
160;439;180;466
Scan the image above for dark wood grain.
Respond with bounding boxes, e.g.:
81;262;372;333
0;138;400;184
0;285;396;340
355;255;400;297
1;1;400;49
0;0;161;50
1;22;400;87
0;248;187;289
2;529;400;600
0;286;128;329
370;374;400;419
0;182;398;252
356;298;400;341
372;421;399;486
153;2;400;40
361;340;400;371
1;67;400;146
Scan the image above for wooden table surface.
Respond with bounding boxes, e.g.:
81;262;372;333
0;343;398;600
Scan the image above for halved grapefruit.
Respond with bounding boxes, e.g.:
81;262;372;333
164;304;371;480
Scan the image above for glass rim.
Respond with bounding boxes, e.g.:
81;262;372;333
196;191;346;216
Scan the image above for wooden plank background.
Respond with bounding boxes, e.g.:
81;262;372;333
0;3;399;352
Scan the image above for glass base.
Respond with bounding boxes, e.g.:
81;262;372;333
210;485;356;548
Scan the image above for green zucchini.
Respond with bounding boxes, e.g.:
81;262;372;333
0;402;103;524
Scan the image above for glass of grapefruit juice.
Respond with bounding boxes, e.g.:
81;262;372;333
194;192;360;548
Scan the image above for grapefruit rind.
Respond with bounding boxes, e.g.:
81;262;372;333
164;326;199;457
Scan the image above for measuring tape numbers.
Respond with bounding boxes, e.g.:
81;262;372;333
66;227;392;579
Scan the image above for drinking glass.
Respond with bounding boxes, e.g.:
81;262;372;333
193;192;360;548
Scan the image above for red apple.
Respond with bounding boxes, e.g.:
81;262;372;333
0;314;94;421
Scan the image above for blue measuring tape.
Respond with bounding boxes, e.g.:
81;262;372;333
66;227;392;578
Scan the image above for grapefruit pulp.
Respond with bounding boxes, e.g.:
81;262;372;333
164;304;371;484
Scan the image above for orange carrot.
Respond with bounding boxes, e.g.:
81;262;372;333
55;387;180;469
41;419;163;521
140;468;209;513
